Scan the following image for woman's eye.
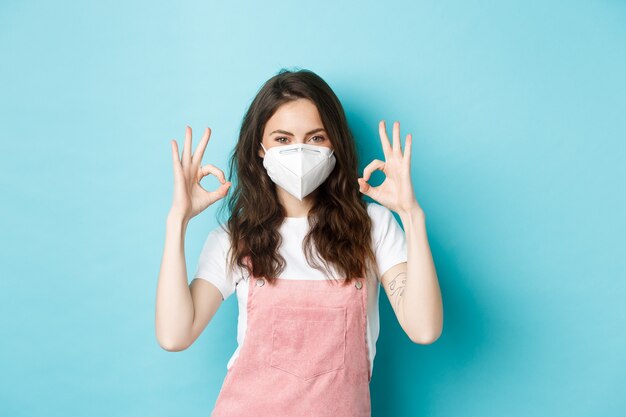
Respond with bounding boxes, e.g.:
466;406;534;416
274;135;324;143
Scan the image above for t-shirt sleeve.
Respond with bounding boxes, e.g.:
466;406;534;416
368;202;408;279
192;226;237;301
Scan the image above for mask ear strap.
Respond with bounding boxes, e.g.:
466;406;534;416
260;142;267;152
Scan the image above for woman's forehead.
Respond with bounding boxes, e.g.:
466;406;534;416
265;99;323;133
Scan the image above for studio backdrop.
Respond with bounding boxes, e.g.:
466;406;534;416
1;1;624;416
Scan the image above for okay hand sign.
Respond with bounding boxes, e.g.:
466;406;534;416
169;126;232;222
358;120;422;215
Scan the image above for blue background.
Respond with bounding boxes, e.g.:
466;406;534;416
1;1;625;416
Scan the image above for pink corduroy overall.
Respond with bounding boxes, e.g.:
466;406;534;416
210;274;371;417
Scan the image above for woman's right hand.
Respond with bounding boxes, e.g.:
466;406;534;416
168;125;231;222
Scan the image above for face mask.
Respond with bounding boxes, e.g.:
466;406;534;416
260;142;336;201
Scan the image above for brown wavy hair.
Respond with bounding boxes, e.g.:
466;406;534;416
216;68;379;286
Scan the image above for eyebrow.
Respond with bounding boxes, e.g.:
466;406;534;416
269;128;326;136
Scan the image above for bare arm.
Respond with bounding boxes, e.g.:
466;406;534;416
155;214;223;351
380;208;443;344
398;208;443;343
154;126;231;351
359;120;443;344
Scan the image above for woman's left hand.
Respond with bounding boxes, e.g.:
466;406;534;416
358;120;423;216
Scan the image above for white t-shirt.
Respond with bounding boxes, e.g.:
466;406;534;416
193;202;408;377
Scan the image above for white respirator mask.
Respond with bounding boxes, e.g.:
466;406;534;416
260;142;336;201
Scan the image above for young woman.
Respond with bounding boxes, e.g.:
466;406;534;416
156;69;443;417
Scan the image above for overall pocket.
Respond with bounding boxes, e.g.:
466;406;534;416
270;305;346;380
